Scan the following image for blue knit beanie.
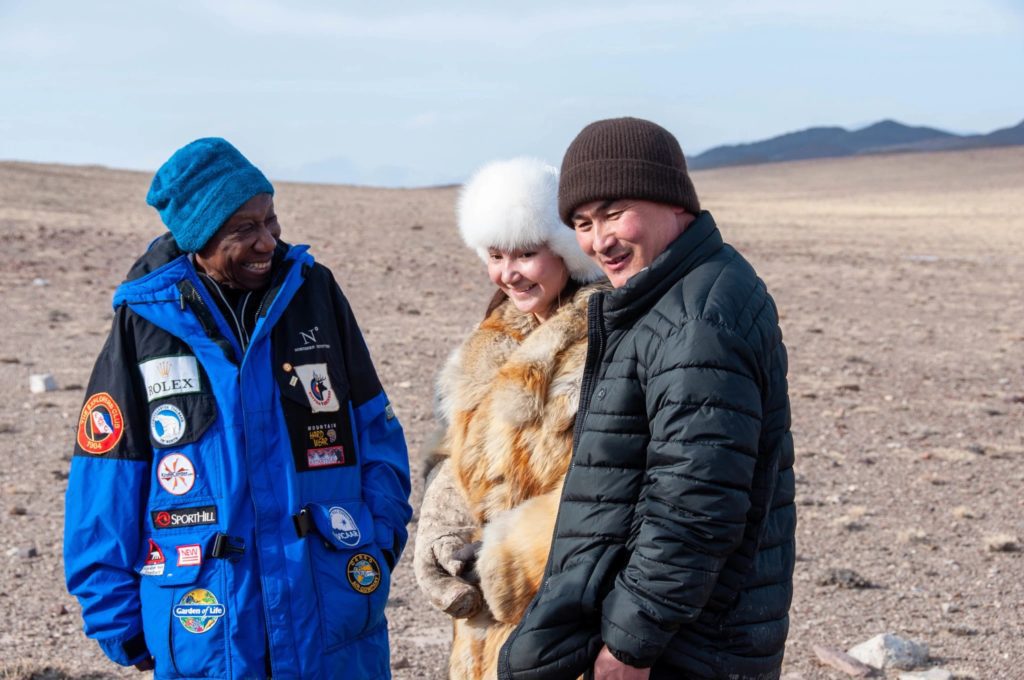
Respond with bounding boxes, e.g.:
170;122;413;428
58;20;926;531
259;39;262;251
147;138;275;252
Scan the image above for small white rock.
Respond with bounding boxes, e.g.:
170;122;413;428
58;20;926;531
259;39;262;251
898;669;952;680
29;373;58;393
31;278;50;286
848;633;929;670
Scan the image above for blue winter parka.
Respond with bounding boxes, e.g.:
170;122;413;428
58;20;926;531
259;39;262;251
64;235;413;679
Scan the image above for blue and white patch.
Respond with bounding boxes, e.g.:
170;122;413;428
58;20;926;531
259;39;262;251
293;363;339;413
138;355;201;402
150;404;186;446
329;506;361;546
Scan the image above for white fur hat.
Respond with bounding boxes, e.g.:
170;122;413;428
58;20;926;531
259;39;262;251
457;157;604;283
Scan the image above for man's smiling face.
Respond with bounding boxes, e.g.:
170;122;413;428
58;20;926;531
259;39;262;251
570;199;690;288
195;193;280;290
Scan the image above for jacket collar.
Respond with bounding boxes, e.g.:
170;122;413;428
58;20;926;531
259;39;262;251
601;210;723;329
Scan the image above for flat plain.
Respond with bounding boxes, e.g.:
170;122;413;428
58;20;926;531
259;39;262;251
0;146;1021;679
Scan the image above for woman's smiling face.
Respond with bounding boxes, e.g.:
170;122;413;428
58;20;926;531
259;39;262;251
486;244;569;321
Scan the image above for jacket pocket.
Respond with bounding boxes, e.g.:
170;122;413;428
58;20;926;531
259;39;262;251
138;532;229;678
300;500;392;651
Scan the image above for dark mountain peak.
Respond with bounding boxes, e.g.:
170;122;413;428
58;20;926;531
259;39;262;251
689;117;1022;170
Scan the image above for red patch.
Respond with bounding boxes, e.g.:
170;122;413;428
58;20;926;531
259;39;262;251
177;544;202;567
146;539;165;565
76;392;125;455
307;445;345;468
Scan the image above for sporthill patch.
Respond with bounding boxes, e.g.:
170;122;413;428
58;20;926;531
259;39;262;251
76;392;125;455
151;505;218;530
138;355;201;402
346;553;381;594
150;404;186;446
293;363;339;412
157;453;196;495
173;588;225;634
328;506;361;546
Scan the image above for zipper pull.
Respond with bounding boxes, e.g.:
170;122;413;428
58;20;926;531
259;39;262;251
180;292;186;311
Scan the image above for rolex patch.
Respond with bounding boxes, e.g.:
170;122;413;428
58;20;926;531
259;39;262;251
139;356;201;402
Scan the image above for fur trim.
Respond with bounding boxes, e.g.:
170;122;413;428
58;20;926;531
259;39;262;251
431;281;609;680
457;157;604;283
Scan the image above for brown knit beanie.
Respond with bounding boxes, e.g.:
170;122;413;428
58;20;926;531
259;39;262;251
558;117;700;225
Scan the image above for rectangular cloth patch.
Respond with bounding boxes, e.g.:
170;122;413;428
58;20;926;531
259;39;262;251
139;356;202;402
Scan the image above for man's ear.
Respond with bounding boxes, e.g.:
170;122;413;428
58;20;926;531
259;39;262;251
674;208;696;234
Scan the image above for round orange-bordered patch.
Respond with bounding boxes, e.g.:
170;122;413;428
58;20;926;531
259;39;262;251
346;553;381;594
76;392;125;455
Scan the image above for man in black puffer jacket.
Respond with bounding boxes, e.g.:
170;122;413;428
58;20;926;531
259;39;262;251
497;118;796;680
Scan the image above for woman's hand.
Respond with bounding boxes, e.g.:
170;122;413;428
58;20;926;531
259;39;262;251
413;459;484;618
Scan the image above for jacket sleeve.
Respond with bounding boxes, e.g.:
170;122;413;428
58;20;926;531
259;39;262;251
599;319;763;666
330;279;413;564
64;305;153;666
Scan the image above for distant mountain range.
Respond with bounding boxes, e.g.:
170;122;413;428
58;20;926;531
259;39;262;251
688;118;1024;170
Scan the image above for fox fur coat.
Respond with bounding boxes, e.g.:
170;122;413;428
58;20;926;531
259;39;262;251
423;283;602;680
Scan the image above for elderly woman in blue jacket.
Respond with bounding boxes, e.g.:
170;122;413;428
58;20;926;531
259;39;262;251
64;138;412;679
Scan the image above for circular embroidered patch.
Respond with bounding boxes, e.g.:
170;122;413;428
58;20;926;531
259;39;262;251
150;404;186;446
347;553;381;594
173;588;225;634
76;392;125;455
157;453;196;495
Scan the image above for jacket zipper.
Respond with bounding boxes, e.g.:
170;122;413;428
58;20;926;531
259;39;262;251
500;292;606;680
177;280;241;364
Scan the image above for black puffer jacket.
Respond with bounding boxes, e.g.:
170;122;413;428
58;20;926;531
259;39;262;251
498;212;796;680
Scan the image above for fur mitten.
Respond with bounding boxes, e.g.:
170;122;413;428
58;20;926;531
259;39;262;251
414;458;484;618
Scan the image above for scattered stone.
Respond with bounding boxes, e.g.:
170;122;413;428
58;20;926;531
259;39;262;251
940;602;961;615
53;603;68;616
0;356;19;364
837;383;861;392
32;277;50;286
51;469;69;480
951;506;982;520
898;529;930;545
817;568;875;589
946;625;978;637
983;534;1020;552
964;444;986;455
8;546;39;559
9;506;27;516
0;423;16;435
898;669;952;680
1006;394;1024;404
409;224;424;231
48;309;71;322
391;656;411;670
29;373;58;393
62;383;83;391
848;633;929;670
812;645;877;677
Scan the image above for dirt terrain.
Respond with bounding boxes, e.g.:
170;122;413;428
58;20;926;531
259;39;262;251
0;147;1021;679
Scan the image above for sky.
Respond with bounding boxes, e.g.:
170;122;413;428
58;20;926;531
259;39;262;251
1;0;1022;187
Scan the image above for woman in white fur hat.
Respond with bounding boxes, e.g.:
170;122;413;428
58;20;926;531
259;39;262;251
413;158;607;679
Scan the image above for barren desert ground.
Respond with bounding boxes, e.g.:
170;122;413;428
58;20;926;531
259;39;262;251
0;147;1022;679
